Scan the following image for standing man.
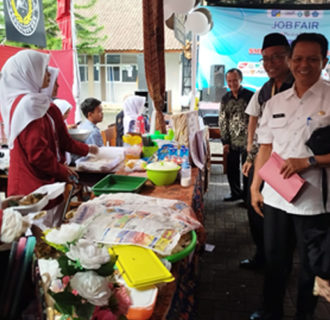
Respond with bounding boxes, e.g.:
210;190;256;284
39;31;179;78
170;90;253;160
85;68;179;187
240;33;294;270
250;33;330;320
219;68;253;201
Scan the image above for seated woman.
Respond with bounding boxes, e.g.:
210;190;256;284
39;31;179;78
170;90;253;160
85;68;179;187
0;50;98;227
123;95;149;134
53;99;78;130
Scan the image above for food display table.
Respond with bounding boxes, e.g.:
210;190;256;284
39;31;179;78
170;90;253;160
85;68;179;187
1;162;205;320
115;167;205;320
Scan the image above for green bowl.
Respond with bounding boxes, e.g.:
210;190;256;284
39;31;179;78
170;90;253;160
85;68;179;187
165;230;197;263
146;162;180;186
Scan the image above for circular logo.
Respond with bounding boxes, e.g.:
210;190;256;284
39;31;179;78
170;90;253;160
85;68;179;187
6;0;40;36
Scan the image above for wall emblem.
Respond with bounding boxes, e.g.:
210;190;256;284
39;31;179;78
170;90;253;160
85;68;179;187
5;0;40;36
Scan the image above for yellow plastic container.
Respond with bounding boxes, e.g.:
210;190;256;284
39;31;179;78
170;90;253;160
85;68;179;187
110;245;174;289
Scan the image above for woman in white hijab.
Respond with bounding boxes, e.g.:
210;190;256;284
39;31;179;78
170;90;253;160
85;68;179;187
54;99;79;130
0;50;96;206
0;50;51;149
123;95;147;134
41;66;59;99
53;99;73;121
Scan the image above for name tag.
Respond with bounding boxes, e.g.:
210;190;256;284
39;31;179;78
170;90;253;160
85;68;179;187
272;113;285;118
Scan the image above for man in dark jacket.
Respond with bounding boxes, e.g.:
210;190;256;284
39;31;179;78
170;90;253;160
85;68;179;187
219;68;254;201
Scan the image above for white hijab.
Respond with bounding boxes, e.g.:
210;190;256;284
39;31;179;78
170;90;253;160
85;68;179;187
0;50;51;149
41;66;59;98
53;99;72;115
123;95;146;134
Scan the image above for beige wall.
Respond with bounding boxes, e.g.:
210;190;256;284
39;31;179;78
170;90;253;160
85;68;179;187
80;52;182;112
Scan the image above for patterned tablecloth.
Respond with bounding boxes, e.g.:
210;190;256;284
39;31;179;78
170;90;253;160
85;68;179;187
134;167;206;320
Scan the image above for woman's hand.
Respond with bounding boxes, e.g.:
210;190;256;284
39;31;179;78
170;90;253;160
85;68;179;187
67;124;78;129
88;145;99;155
65;166;79;184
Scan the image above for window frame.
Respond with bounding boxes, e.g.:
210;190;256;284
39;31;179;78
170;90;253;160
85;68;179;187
78;54;88;83
105;54;138;83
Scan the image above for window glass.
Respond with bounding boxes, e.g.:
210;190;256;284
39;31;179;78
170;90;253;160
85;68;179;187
78;55;87;64
107;66;120;82
79;66;88;82
106;54;120;64
94;66;100;81
122;64;138;82
93;55;100;64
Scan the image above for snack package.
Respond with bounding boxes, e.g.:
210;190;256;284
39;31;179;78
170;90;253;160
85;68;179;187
124;159;147;172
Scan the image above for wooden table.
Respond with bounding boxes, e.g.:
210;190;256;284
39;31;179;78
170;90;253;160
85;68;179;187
116;167;206;320
1;164;205;320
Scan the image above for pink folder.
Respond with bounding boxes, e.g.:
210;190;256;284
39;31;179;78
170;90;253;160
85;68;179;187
258;152;306;202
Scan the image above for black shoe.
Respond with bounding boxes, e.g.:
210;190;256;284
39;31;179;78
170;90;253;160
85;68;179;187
250;310;281;320
250;310;264;320
238;201;247;208
223;195;242;201
294;315;314;320
240;258;264;270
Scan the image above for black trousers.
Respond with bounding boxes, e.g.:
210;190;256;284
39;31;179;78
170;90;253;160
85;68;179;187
262;204;330;319
246;165;265;263
226;147;247;199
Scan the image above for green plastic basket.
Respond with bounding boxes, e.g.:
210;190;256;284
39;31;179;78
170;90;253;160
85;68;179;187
165;230;197;263
92;175;147;196
142;143;159;158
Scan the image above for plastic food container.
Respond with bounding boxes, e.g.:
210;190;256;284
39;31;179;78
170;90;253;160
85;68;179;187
165;230;197;263
92;175;147;196
149;131;166;140
2;194;49;215
146;161;180;186
110;245;174;289
126;286;158;320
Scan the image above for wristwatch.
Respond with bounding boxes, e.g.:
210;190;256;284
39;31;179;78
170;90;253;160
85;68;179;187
308;156;317;167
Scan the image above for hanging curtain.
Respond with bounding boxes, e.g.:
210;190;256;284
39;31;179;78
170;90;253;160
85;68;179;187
142;0;166;133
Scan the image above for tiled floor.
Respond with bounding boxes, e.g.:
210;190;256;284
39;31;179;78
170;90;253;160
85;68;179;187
193;164;330;320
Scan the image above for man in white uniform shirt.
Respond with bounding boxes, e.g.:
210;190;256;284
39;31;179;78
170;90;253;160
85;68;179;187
250;33;330;320
241;33;293;271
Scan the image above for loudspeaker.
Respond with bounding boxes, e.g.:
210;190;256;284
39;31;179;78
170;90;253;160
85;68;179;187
210;64;225;88
201;87;227;102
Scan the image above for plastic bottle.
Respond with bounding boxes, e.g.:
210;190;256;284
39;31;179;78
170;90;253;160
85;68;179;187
135;115;145;134
180;161;191;187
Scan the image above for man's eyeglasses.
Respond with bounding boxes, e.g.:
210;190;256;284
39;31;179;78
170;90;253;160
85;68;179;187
261;53;288;63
